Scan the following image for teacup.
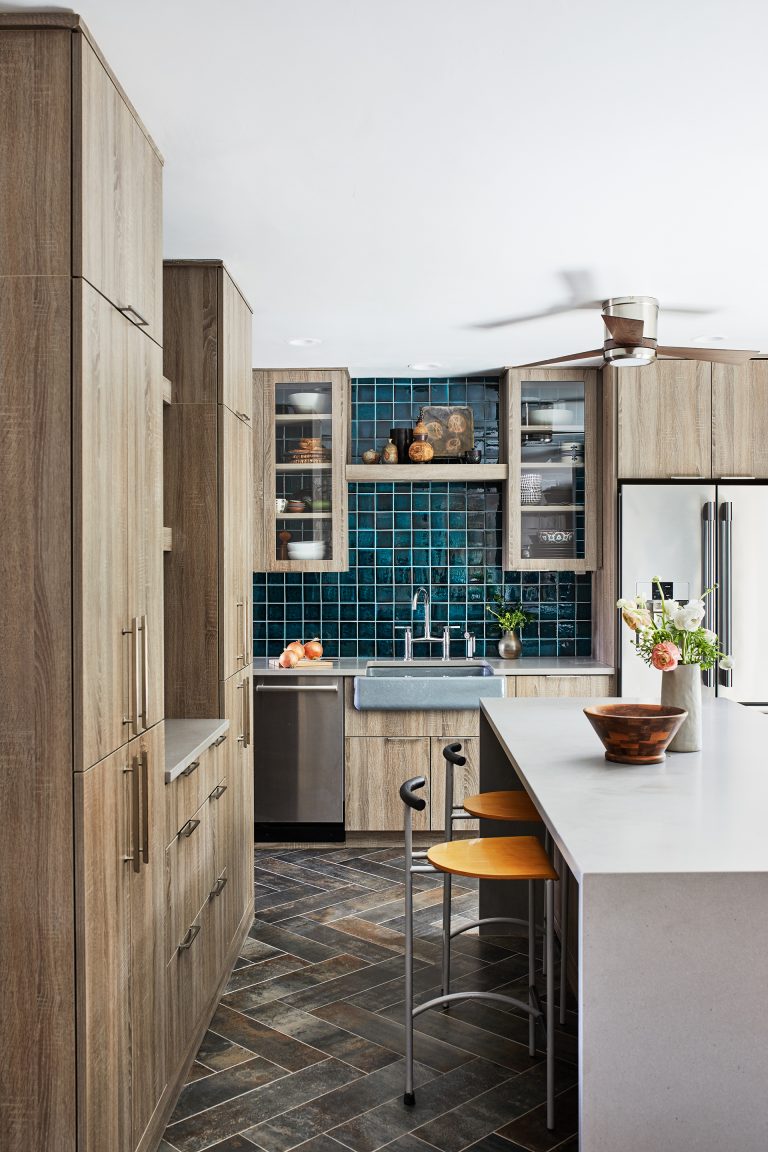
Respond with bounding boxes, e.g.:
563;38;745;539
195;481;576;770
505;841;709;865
275;498;287;514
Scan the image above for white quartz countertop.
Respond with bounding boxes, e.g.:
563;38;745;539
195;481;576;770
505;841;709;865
165;718;229;783
481;696;768;880
252;656;614;678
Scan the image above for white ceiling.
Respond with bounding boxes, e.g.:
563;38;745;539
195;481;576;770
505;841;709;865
12;0;768;373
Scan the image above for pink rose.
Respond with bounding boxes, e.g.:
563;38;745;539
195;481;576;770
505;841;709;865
651;641;680;671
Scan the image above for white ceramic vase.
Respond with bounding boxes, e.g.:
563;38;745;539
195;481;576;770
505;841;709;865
660;663;702;752
498;630;522;660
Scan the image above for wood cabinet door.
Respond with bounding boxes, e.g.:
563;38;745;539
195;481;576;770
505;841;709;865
617;361;712;478
712;362;768;479
430;737;480;832
220;268;253;422
219;408;249;678
515;675;615;698
75;36;162;343
77;281;130;769
345;737;430;831
221;670;253;940
128;322;164;733
128;723;166;1152
75;747;131;1152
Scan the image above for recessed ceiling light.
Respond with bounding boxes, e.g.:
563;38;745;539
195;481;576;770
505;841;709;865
287;337;322;347
408;361;443;371
694;335;725;345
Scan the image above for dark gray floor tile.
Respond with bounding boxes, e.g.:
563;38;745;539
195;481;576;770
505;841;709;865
253;866;302;889
380;891;480;935
210;1004;326;1071
303;885;408;925
377;1002;538;1074
253;882;329;913
247;921;344;964
169;1056;288;1124
375;1136;450;1152
335;855;444;890
328;1058;511;1152
278;915;402;964
224;953;309;993
454;1136;528;1152
495;1084;578;1151
349;887;443;927
184;1060;213;1084
223;954;370;1014
257;885;374;924
165;1058;362;1152
244;1058;434;1152
412;1061;578;1152
344;953;489;1014
254;857;356;891
195;1030;261;1073
279;955;423;1013
314;1001;473;1074
249;1136;351;1152
198;1137;261;1152
246;1001;402;1073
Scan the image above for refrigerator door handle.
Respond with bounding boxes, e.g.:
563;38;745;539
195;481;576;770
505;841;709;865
718;502;733;687
702;502;716;687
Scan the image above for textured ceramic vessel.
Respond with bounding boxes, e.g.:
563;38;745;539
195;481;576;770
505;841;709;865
498;630;522;659
660;663;702;752
382;438;399;464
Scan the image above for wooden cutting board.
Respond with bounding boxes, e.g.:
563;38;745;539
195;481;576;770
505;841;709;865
267;658;334;668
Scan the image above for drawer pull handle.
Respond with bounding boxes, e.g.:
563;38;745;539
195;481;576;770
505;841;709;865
214;734;228;746
178;923;201;951
210;875;228;898
236;411;251;423
180;817;200;839
210;783;228;800
181;759;200;778
118;304;148;327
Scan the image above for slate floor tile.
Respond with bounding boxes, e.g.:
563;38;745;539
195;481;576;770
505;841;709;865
246;1000;402;1073
377;1002;537;1073
279;954;428;1013
223;954;370;1014
303;885;408;925
343;952;490;1014
270;855;400;893
224;953;309;994
197;1137;261;1152
247;921;344;964
257;886;374;924
313;1002;473;1074
169;1056;288;1124
254;857;358;891
185;1060;214;1084
195;1030;262;1073
210;1004;326;1071
277;915;403;964
253;882;329;913
495;1084;578;1151
349;887;443;927
165;1058;362;1152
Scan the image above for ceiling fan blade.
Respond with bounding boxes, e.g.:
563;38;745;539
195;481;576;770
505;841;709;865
515;348;606;368
601;314;645;342
656;345;759;365
471;303;576;329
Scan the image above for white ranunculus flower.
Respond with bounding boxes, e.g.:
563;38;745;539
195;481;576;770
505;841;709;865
720;654;734;670
662;599;680;618
704;629;717;644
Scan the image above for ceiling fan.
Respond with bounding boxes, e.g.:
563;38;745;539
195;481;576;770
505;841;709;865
516;296;757;369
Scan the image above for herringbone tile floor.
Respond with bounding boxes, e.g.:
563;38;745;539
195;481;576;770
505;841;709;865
161;848;578;1152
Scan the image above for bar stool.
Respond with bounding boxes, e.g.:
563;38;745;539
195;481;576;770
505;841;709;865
401;775;558;1130
447;744;569;1025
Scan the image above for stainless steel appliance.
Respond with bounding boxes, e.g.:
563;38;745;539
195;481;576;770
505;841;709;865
253;676;344;841
619;483;768;706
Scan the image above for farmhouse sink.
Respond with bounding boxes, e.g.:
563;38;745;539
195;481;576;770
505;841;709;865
354;661;505;710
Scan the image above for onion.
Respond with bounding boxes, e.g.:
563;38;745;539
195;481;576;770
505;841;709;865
278;648;300;668
304;639;323;660
286;640;305;660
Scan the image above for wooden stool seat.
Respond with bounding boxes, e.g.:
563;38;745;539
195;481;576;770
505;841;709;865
462;789;542;823
427;836;558;882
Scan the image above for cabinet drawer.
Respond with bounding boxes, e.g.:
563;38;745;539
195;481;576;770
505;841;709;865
345;736;430;831
166;796;214;963
164;735;227;845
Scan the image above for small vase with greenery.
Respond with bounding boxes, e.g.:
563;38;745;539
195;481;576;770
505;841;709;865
487;595;531;660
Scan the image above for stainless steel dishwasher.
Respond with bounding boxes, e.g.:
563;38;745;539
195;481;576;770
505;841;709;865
253;676;344;841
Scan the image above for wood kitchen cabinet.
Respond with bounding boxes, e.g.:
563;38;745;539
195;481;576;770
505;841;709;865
75;723;166;1152
220;405;253;679
616;360;712;479
503;368;600;571
345;736;431;831
712;361;768;478
515;674;615;697
77;280;164;770
221;667;253;940
254;368;350;572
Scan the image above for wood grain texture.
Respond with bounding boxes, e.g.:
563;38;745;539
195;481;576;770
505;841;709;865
163;404;220;718
0;28;71;275
221;668;254;949
515;675;615;698
255;369;350;573
345;736;430;831
617;360;712;478
592;367;618;667
166;786;214;963
712;361;768;478
219;406;249;678
429;736;480;832
75;749;131;1152
219;266;253;421
0;277;76;1152
428;836;557;881
74;35;163;343
504;368;599;572
163;264;218;404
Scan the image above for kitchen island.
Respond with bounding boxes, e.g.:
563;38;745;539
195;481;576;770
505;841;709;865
479;696;768;1152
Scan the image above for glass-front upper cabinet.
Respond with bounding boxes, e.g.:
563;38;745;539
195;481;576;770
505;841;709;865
503;368;599;571
253;369;350;571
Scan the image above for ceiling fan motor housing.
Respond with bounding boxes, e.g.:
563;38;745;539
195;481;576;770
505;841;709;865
603;295;658;364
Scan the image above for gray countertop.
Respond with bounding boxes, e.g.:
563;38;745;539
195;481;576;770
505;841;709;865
165;718;229;783
481;696;768;879
252;656;614;678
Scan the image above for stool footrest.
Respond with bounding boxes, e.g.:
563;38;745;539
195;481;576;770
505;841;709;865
413;989;540;1020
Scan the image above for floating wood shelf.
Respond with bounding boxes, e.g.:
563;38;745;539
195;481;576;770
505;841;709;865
276;462;333;471
345;464;508;482
275;512;333;520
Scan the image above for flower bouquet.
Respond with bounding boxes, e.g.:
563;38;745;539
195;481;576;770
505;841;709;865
617;578;732;751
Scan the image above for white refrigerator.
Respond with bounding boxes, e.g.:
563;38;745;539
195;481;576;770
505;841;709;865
619;482;768;707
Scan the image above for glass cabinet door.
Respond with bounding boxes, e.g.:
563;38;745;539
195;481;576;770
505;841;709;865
255;370;349;572
505;369;598;571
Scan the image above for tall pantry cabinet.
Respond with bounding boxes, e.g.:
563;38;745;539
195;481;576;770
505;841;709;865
0;14;165;1152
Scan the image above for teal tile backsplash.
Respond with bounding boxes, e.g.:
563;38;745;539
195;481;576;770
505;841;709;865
253;377;592;659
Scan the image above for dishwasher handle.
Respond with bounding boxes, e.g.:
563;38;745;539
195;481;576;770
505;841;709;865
255;684;339;692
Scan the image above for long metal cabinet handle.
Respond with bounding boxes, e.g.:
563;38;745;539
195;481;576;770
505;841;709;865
243;589;250;666
702;502;716;687
255;684;339;692
719;502;733;687
244;676;251;749
130;756;141;873
178;923;201;951
141;749;149;865
237;680;245;743
122;620;139;732
236;601;245;665
118;304;148;327
134;617;143;736
140;615;149;728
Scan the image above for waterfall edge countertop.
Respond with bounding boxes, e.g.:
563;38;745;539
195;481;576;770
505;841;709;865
252;656;614;677
165;718;229;783
479;696;768;1152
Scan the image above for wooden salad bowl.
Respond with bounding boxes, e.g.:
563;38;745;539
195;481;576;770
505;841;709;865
583;703;688;764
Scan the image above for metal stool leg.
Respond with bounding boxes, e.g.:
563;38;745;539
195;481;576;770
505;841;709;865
559;863;568;1025
404;801;416;1106
546;878;555;1130
542;831;552;977
527;879;535;1056
441;745;457;1004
